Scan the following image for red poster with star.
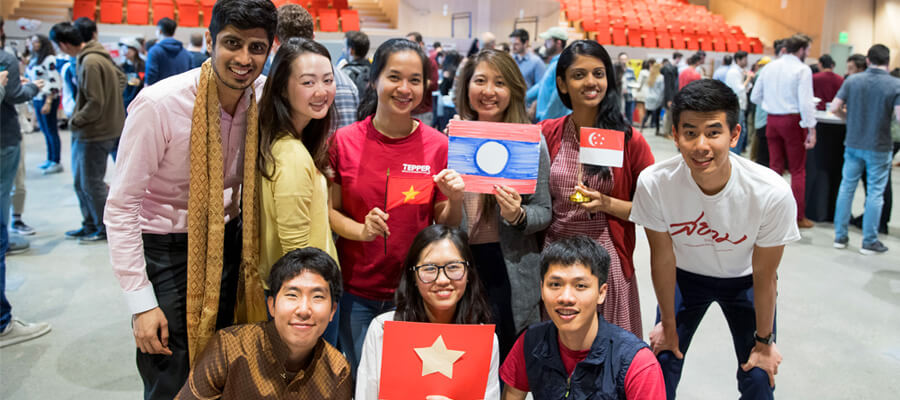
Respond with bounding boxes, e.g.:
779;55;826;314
379;321;495;399
386;175;435;211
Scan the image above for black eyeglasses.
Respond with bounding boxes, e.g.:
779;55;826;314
412;261;468;284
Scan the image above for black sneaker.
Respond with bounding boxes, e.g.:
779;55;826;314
859;240;888;255
65;227;95;239
78;231;107;244
11;220;35;236
833;236;849;249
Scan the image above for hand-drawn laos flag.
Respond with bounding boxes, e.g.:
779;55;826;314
579;127;625;167
447;120;541;194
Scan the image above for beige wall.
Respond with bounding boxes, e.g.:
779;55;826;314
392;0;561;47
707;0;827;56
705;0;899;69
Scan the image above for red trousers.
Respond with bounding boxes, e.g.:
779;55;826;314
766;114;806;220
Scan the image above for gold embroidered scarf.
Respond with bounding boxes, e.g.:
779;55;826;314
186;59;266;365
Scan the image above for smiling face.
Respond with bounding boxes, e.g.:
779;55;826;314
206;25;270;94
285;52;335;123
467;61;511;122
673;110;740;193
415;239;468;322
374;50;424;118
558;54;608;111
542;262;607;334
267;270;335;358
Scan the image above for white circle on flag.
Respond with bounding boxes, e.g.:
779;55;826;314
475;141;508;175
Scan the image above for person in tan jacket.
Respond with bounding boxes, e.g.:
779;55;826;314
50;22;125;243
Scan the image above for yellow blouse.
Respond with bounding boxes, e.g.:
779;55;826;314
259;135;339;288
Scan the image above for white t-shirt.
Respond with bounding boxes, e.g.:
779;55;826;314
355;311;501;400
630;154;801;278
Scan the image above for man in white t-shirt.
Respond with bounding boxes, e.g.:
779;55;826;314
630;79;800;400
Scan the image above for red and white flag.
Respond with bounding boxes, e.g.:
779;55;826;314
579;128;625;167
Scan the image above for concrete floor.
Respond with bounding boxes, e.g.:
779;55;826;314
1;127;898;399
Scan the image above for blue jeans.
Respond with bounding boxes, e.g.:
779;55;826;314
833;147;892;245
1;145;21;331
71;138;116;232
656;269;774;400
33;97;61;163
338;291;393;375
624;100;636;124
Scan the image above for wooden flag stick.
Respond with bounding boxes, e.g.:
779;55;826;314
384;167;389;255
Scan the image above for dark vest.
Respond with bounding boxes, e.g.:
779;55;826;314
523;320;648;399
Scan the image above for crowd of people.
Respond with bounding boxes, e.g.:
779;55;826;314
1;0;898;399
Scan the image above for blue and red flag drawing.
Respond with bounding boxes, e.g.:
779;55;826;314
447;120;541;194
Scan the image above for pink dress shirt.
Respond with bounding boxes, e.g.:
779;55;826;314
105;68;265;315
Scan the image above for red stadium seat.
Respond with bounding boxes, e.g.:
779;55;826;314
340;9;359;32
611;26;626;46
699;35;712;51
725;36;737;52
333;0;348;9
670;29;685;49
311;0;330;9
595;27;612;45
643;29;658;48
201;0;215;26
99;0;123;24
154;0;175;23
177;0;200;27
655;28;671;49
73;0;97;21
685;34;698;50
126;0;149;25
318;8;339;32
627;28;642;47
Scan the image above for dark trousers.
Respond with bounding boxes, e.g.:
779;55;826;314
71;137;117;232
656;269;774;400
471;242;517;362
137;217;241;400
641;108;662;134
766;114;806;220
755;126;769;168
33;98;61;163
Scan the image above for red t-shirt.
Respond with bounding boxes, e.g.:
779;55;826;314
812;71;844;110
499;333;666;399
678;67;702;90
329;116;448;300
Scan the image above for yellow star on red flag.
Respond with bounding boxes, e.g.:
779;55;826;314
402;185;421;203
414;335;466;379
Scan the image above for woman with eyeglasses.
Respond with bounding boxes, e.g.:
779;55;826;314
355;224;500;399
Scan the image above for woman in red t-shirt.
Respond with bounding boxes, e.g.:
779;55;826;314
328;38;465;372
452;49;551;361
539;40;655;338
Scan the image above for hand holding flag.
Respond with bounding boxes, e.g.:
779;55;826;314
360;207;389;241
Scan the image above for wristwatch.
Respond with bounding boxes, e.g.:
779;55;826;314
754;331;775;345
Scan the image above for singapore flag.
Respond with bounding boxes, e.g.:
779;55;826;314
579;127;625;167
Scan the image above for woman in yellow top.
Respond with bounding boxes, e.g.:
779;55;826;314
257;38;340;344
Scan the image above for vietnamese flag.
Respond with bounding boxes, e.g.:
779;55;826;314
579;127;625;167
386;175;435;210
379;321;495;399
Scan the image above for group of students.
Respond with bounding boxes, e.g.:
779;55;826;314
94;0;798;398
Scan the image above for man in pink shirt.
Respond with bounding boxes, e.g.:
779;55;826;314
103;1;277;398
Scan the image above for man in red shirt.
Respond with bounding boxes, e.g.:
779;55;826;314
678;54;703;90
813;54;843;110
499;236;665;399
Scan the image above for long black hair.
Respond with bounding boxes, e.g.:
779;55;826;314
394;225;493;325
556;40;632;177
258;37;336;179
357;38;430;121
31;34;55;64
